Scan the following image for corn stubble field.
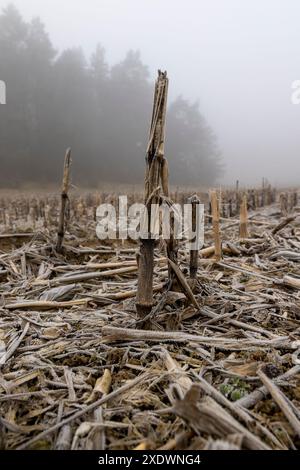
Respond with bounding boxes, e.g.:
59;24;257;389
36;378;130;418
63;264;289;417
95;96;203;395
0;73;300;451
0;185;299;451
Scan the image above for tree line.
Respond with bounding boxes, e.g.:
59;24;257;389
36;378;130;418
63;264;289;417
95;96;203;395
0;4;223;187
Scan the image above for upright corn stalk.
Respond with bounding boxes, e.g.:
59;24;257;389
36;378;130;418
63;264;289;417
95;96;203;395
136;71;169;319
250;189;256;210
280;193;288;217
188;194;201;280
239;194;248;239
262;177;266;206
235;180;240;214
292;191;298;208
210;190;222;261
56;148;71;253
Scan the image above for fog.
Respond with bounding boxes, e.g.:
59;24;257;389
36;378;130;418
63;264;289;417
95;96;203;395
1;0;300;187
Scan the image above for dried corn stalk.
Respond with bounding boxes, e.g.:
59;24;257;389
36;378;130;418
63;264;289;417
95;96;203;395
239;194;248;239
56;148;71;253
210;190;222;261
136;71;170;320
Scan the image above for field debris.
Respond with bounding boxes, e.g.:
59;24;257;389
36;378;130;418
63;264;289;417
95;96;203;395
0;187;299;451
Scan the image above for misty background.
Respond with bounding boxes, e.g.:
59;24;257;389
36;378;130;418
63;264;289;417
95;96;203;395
0;0;300;187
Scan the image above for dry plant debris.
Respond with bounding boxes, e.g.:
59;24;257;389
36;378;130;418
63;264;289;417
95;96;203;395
0;189;299;451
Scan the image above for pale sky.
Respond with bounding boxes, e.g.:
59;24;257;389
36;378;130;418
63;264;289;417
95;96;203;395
1;0;300;185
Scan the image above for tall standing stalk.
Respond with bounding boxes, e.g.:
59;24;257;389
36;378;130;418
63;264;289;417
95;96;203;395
188;194;201;280
235;179;240;214
56;148;71;253
136;71;169;321
210;190;222;261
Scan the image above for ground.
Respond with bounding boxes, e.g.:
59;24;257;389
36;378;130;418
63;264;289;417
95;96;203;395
0;190;299;450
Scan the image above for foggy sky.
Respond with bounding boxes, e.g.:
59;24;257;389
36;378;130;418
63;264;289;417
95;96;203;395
1;0;300;186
